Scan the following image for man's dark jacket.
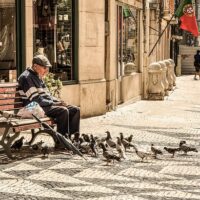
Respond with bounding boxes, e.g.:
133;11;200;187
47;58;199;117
18;68;58;107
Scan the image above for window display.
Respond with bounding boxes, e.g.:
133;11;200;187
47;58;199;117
0;0;16;82
117;5;138;76
33;0;73;81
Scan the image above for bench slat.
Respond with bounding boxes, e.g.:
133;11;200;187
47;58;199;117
0;94;21;99
11;118;54;132
10;117;52;126
0;99;23;104
0;103;24;111
0;87;17;93
0;83;18;87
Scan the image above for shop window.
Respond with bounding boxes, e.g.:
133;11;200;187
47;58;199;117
0;0;17;83
33;0;74;81
117;5;138;76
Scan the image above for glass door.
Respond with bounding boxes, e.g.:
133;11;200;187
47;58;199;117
0;0;16;83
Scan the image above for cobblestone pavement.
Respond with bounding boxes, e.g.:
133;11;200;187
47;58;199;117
1;75;200;200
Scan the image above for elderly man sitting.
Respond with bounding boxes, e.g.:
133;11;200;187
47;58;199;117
18;54;80;139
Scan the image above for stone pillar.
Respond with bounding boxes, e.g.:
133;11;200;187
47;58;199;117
147;62;165;100
158;61;169;96
164;60;174;90
79;0;106;117
124;62;136;75
168;59;176;86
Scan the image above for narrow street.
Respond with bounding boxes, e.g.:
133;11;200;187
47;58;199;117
1;75;200;200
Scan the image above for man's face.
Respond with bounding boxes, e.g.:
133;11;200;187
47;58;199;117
33;64;49;78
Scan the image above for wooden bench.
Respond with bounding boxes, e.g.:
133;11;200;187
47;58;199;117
0;83;57;159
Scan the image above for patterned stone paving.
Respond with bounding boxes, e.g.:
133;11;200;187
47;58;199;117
86;196;148;200
0;75;200;200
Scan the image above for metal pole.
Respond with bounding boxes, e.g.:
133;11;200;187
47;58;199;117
148;14;174;57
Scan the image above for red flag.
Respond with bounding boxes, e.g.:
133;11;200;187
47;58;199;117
175;0;199;37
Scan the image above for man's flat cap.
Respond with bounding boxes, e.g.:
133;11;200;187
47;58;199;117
32;54;52;67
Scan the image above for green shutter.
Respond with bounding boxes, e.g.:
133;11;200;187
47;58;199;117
123;6;132;18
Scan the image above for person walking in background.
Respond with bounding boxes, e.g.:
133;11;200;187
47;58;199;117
194;50;200;80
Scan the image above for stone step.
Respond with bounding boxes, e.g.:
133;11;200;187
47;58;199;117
182;71;194;74
179;45;199;54
182;64;194;68
182;63;194;65
182;68;194;72
179;45;199;74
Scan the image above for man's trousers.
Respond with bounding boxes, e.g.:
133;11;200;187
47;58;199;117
43;105;80;136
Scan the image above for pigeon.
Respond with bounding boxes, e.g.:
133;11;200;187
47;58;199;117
79;138;91;154
71;132;81;149
41;145;49;157
116;137;126;159
90;134;98;157
133;145;155;161
179;140;186;146
105;131;116;148
93;136;102;146
164;147;180;158
99;143;120;165
5;134;11;142
31;140;44;151
82;133;90;143
179;141;198;154
125;134;133;143
120;132;135;151
11;136;25;150
151;144;163;158
72;132;80;143
99;132;109;143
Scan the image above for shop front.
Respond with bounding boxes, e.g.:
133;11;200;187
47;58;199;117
0;0;16;83
0;0;143;117
0;0;106;117
117;3;141;103
105;0;143;110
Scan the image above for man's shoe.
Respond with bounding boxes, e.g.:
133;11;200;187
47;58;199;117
194;77;198;80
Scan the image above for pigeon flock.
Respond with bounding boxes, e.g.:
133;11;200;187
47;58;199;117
9;131;198;164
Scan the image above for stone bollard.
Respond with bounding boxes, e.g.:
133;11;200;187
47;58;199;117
158;61;169;96
168;59;176;86
147;62;165;100
164;60;174;90
124;62;136;75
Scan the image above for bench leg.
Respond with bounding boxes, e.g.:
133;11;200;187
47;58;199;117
28;129;58;145
1;142;13;159
0;125;20;159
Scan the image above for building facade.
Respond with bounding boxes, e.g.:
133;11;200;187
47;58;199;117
172;0;200;75
0;0;173;117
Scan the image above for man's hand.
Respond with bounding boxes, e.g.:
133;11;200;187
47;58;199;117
60;100;68;106
53;100;68;106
